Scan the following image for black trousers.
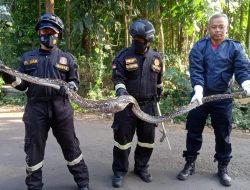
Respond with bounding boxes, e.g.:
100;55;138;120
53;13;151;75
112;102;157;176
185;98;233;161
23;97;89;190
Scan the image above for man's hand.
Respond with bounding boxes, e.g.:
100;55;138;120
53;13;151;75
241;80;250;96
67;81;78;91
59;85;68;96
116;87;129;96
0;72;17;85
60;81;78;96
191;85;203;105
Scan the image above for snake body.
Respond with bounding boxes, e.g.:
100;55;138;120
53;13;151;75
0;63;246;124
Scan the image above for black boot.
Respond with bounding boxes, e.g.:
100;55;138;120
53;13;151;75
218;161;231;186
78;185;89;190
78;187;89;190
134;169;152;183
112;174;123;188
177;155;196;180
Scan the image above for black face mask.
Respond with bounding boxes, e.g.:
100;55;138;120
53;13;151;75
132;40;149;54
39;34;58;49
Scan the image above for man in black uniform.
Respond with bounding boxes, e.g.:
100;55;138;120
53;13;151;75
111;19;164;188
0;13;89;190
177;13;250;186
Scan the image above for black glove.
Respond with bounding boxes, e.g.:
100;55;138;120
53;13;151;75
156;87;163;102
116;88;129;96
59;81;78;97
0;71;16;84
59;85;68;96
67;81;78;91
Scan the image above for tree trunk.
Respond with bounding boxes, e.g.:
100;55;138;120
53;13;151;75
122;0;129;47
246;1;250;55
82;30;92;55
38;0;41;17
11;0;16;12
156;1;164;54
65;0;71;50
46;0;54;14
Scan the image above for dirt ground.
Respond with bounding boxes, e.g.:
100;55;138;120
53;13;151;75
0;105;250;190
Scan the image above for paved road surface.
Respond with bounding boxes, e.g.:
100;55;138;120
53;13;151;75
0;110;249;190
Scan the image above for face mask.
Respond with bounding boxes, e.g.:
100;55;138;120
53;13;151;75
39;34;58;49
132;40;149;54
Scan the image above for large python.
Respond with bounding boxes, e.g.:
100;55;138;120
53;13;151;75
0;63;246;124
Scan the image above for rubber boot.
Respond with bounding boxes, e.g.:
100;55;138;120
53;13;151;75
218;161;231;186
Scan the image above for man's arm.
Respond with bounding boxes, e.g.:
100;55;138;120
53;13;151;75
0;59;28;91
112;56;128;96
189;42;206;104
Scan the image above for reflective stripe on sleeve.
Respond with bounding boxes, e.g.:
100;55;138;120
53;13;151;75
115;83;126;91
26;160;44;172
157;83;163;88
114;140;132;150
138;141;154;149
66;153;83;166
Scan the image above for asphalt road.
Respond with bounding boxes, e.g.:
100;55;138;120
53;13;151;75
0;110;250;190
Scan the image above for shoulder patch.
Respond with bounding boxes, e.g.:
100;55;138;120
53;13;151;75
151;58;161;72
59;57;68;65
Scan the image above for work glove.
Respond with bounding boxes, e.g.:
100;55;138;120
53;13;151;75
241;80;250;96
59;81;78;96
0;60;19;85
116;87;129;97
67;81;78;92
156;87;163;102
191;85;203;105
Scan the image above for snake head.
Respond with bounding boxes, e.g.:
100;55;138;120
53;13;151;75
101;95;134;113
111;95;135;113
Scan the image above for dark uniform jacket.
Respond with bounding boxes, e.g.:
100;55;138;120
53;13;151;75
112;45;163;101
189;37;250;95
15;47;79;98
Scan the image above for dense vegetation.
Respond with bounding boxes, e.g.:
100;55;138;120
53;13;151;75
0;0;250;129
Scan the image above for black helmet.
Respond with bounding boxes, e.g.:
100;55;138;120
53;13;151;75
129;19;155;42
35;13;64;36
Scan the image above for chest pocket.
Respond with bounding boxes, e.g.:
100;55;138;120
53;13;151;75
125;57;139;79
125;57;138;71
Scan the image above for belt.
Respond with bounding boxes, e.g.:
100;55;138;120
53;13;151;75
137;97;156;106
27;96;67;103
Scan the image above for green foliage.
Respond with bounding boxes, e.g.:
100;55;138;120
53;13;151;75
77;48;114;100
0;77;4;94
160;50;192;122
0;93;26;106
0;0;249;130
232;101;250;130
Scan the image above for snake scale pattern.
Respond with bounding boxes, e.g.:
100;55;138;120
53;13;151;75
0;63;246;124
